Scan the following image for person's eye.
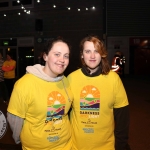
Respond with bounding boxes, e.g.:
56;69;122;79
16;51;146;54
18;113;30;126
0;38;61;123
95;50;99;53
85;50;90;53
64;55;69;59
55;53;60;57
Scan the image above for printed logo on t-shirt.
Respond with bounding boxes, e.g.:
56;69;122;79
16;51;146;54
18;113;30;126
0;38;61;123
83;128;94;133
45;91;66;124
80;85;100;110
47;135;60;142
80;85;100;133
80;85;100;119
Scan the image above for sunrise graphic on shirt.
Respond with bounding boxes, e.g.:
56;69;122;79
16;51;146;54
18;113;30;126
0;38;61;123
80;85;100;110
46;91;65;121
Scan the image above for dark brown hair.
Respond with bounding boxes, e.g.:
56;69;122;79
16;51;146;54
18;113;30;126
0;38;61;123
80;35;110;75
43;37;71;55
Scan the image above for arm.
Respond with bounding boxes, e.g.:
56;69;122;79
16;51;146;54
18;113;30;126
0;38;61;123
2;60;16;72
7;112;24;144
2;66;15;72
114;105;130;150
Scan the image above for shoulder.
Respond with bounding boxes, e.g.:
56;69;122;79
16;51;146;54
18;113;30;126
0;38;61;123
67;68;81;78
15;74;37;88
61;76;71;88
62;76;68;83
3;60;7;64
106;71;124;88
107;70;119;77
12;60;16;64
102;70;120;82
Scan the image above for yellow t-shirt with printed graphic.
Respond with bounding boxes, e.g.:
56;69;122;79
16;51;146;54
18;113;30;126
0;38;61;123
67;69;128;150
7;73;73;150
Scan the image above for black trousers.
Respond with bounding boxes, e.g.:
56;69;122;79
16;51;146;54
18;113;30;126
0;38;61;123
0;81;9;101
4;78;15;99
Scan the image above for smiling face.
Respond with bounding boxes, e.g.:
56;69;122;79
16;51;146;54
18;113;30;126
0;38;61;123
43;41;70;77
82;41;101;72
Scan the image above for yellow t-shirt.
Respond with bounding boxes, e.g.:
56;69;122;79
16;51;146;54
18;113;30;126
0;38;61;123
3;59;16;78
7;74;73;150
67;69;128;150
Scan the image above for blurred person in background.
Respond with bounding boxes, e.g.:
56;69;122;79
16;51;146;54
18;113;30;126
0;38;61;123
0;52;9;103
111;51;123;75
111;51;126;77
2;52;16;102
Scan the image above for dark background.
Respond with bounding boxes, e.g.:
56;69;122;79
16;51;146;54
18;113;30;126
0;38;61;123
0;0;150;77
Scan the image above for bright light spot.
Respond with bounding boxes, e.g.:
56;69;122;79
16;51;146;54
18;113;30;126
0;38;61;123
4;14;6;16
68;7;71;10
26;56;34;58
144;40;148;44
92;6;95;10
86;8;88;10
18;13;21;15
78;8;80;11
53;5;56;8
27;10;30;14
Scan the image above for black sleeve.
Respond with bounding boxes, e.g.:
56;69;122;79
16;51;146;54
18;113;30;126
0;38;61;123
114;105;131;150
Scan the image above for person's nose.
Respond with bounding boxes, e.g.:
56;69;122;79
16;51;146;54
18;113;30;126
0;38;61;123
59;56;65;63
90;52;95;59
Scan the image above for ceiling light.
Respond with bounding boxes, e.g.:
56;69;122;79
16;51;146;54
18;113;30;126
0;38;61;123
27;11;30;14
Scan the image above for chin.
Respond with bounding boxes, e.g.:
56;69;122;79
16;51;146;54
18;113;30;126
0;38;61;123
56;70;65;75
88;66;98;69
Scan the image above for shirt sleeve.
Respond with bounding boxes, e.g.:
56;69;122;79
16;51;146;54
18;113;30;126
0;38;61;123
7;112;24;144
114;73;129;108
114;105;130;150
7;77;30;118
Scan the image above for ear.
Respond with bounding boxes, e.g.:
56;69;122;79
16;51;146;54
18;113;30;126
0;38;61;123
43;53;47;61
